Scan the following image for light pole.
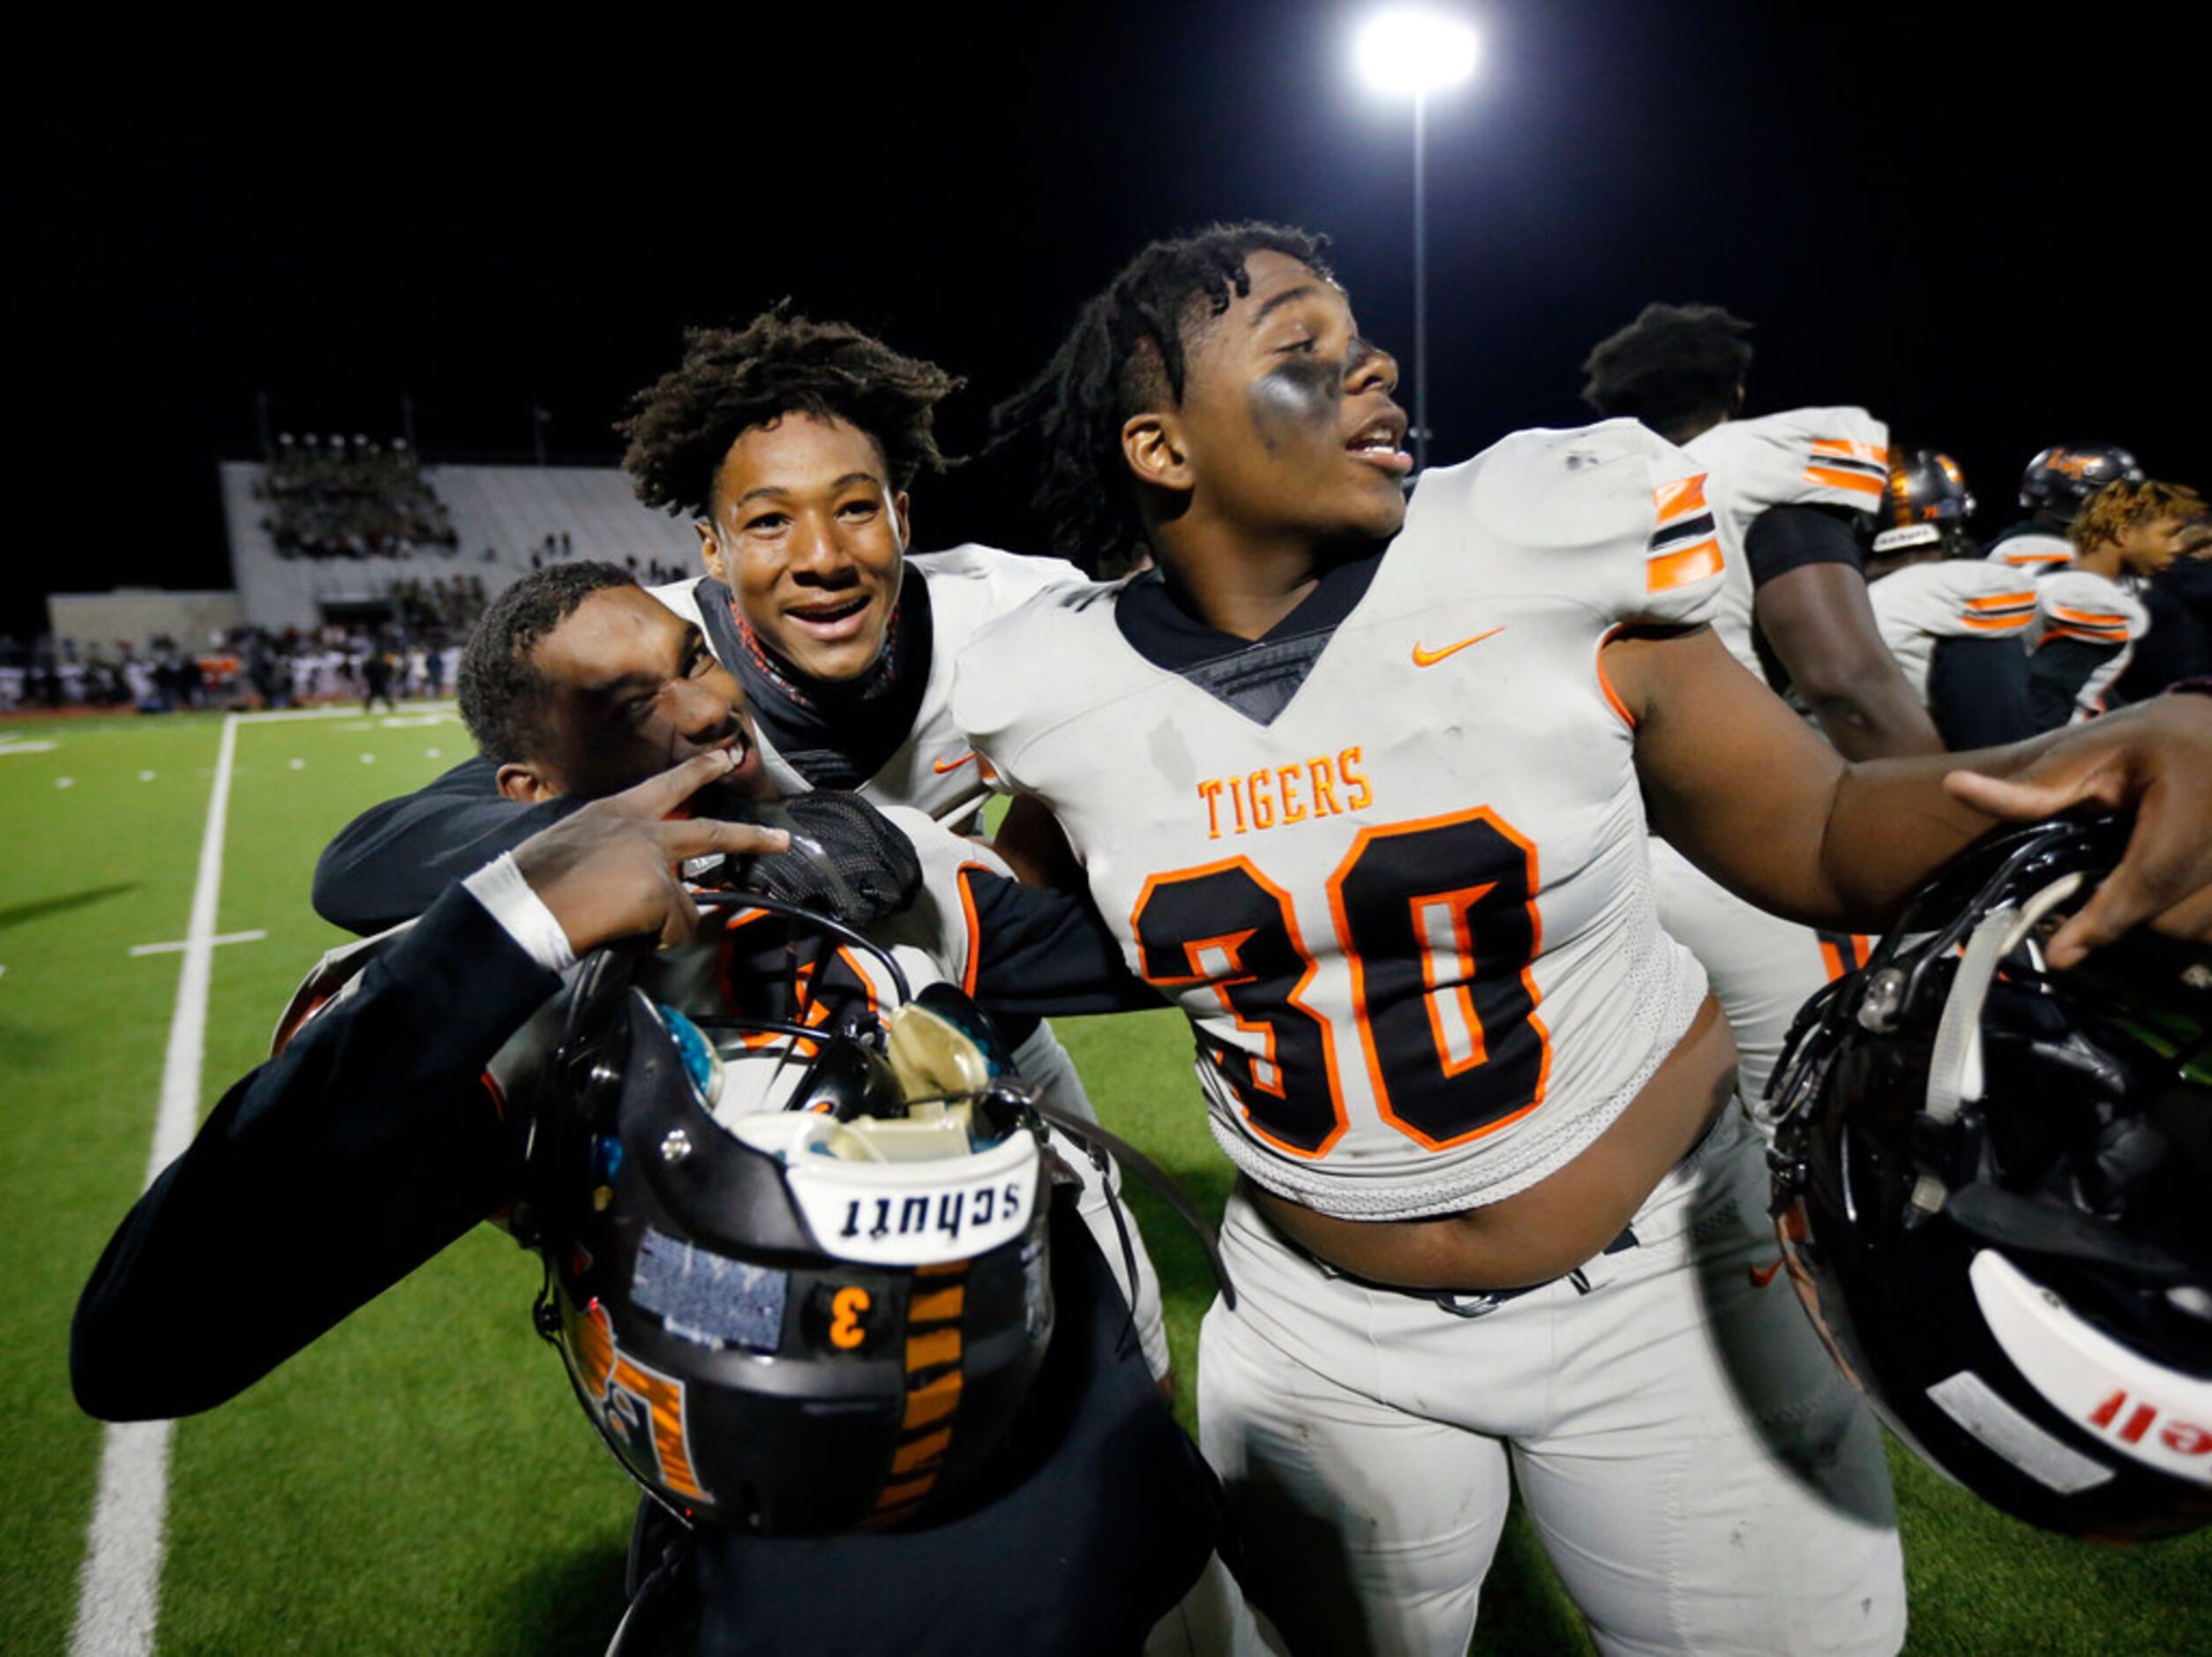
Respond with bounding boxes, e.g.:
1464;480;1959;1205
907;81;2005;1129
1353;7;1478;473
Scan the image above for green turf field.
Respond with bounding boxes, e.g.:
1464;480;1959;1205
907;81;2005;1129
5;707;2208;1654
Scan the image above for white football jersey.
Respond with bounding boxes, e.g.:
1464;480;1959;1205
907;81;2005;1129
954;421;1720;1221
2034;568;2150;722
1867;560;2036;703
652;545;1087;828
1985;528;2073;573
1683;408;1891;679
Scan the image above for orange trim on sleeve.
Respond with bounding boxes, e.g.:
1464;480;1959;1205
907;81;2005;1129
2050;606;2130;627
1966;590;2036;612
1652;472;1709;522
1810;438;1891;466
1960;614;2033;633
1803;465;1886;498
1646;538;1723;593
1594;624;1637;731
2038;624;2128;646
954;863;989;997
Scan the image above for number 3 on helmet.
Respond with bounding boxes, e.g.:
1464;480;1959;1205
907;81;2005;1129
517;899;1055;1536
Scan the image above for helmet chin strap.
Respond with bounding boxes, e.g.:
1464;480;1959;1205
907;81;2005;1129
1915;872;2088;1213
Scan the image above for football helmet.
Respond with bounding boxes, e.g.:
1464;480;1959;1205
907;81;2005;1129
2020;444;2145;520
1871;449;1976;559
1769;816;2212;1541
519;894;1055;1535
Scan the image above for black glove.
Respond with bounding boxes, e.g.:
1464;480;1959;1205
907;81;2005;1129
719;791;923;930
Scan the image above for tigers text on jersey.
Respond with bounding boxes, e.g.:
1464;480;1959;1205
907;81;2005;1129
2035;567;2150;721
652;545;1086;828
954;421;1718;1221
1683;407;1891;679
1868;560;2036;702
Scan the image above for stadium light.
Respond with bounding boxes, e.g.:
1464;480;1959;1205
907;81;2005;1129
1353;6;1479;471
1354;7;1478;96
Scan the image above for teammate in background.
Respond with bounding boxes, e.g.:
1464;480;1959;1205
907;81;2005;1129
1579;302;1941;761
2030;478;2201;726
1863;450;2038;749
1578;307;1931;1106
312;311;1173;1383
74;564;1256;1656
978;221;2212;1656
2115;515;2212;700
1984;442;2145;572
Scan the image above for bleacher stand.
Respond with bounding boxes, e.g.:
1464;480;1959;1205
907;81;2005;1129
222;454;700;634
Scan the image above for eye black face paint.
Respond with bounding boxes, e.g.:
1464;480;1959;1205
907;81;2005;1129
1249;352;1341;454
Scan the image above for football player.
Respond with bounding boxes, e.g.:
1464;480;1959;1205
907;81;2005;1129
2029;477;2202;727
1579;301;1939;761
1863;450;2039;749
313;311;1173;1383
73;563;1264;1656
1985;442;2146;572
971;221;2212;1656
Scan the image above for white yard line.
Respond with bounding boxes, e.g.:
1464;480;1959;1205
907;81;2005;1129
71;712;241;1657
127;930;266;958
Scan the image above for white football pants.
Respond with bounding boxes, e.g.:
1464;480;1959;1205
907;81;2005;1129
1196;1105;1906;1657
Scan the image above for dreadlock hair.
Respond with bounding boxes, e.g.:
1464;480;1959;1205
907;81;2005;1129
2070;478;2206;554
994;221;1335;575
619;306;963;521
459;560;637;765
1579;303;1755;444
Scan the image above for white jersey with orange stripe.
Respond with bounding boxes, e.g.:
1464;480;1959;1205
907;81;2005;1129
953;420;1721;1221
1683;407;1891;679
2034;567;2151;721
650;546;1088;828
1984;526;2073;573
1867;559;2037;703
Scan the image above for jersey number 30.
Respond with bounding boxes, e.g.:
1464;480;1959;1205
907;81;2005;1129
1132;808;1550;1158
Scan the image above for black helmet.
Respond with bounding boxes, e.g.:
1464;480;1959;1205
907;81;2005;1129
1871;449;1976;559
520;896;1054;1535
1768;817;2212;1541
2020;445;2145;520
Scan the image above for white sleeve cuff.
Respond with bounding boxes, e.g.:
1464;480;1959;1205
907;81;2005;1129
462;852;578;975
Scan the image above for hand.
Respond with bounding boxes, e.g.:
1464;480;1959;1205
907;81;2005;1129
1944;696;2212;966
512;751;790;953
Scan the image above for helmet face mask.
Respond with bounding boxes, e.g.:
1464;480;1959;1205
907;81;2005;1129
1769;817;2212;1541
523;909;1057;1535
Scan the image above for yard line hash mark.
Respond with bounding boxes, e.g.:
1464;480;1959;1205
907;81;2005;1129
72;712;239;1657
128;930;266;958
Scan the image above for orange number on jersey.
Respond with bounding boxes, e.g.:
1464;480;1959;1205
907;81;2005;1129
1131;814;1551;1154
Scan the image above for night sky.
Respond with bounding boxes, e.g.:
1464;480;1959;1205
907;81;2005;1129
11;1;2208;641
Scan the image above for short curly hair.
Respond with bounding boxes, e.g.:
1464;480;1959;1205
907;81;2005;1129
459;560;636;764
619;307;962;521
1579;303;1754;443
2070;478;2205;554
993;221;1334;574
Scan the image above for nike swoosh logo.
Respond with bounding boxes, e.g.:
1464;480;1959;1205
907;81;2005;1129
1748;1258;1785;1290
933;752;979;775
1412;626;1506;667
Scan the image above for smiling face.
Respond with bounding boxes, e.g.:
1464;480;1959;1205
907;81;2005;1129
1123;250;1410;567
506;584;768;811
697;413;911;684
